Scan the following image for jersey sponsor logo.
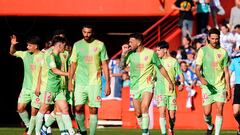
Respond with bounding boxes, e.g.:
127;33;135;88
84;56;93;63
96;96;102;102
136;64;144;70
80;48;84;52
211;61;218;68
30;64;36;72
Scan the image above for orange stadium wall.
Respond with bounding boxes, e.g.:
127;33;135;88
121;87;237;130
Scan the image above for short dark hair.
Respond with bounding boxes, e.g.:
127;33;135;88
53;29;65;37
51;36;67;46
156;40;169;49
235;24;240;29
82;24;94;30
180;61;187;65
27;36;41;46
208;28;220;36
129;33;144;43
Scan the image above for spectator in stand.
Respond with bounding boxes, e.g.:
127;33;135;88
122;72;130;87
109;58;123;98
220;24;235;56
210;0;225;29
178;61;197;109
185;49;197;70
172;0;195;38
195;0;210;34
229;0;240;31
193;39;204;51
234;24;240;51
176;36;194;60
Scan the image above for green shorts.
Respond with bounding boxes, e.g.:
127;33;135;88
18;88;40;109
201;85;226;106
74;85;102;108
63;89;74;105
155;94;177;110
130;86;153;100
40;91;66;105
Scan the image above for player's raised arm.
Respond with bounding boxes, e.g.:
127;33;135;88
120;44;130;70
9;35;18;55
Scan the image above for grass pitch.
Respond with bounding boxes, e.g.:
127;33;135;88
0;127;236;135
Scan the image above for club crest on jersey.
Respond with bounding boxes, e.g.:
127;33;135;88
172;99;176;105
144;56;148;61
93;47;98;52
96;96;102;102
217;54;222;59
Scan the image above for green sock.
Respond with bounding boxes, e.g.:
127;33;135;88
169;117;175;131
27;116;36;135
137;115;142;129
204;115;213;130
18;111;30;127
90;114;98;135
45;111;56;127
62;114;75;134
56;112;66;132
35;112;44;134
142;113;149;133
75;113;86;132
215;116;223;135
159;117;166;135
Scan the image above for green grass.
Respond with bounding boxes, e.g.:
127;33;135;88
0;127;236;135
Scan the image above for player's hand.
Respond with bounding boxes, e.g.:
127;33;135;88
68;80;74;92
199;77;208;85
122;44;130;56
10;35;18;45
105;83;111;96
169;81;174;93
226;87;231;101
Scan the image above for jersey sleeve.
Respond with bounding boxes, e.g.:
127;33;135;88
222;51;229;67
70;44;77;63
14;51;26;59
152;52;161;67
100;44;109;61
196;48;203;66
46;55;56;69
174;60;182;76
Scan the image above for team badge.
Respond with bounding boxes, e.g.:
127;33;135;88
96;96;102;102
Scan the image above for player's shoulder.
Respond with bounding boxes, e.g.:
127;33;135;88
73;39;84;46
144;47;154;54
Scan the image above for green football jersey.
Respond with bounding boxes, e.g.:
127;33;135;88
45;52;62;93
124;47;161;91
14;51;44;91
70;39;108;88
196;44;229;90
155;57;182;96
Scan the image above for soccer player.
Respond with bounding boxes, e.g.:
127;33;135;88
68;25;111;135
155;40;184;135
195;28;231;135
40;30;74;135
120;33;174;135
9;35;43;135
229;55;240;135
35;36;75;135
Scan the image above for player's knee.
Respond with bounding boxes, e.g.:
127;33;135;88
135;111;142;117
17;106;25;113
141;106;148;113
233;109;240;116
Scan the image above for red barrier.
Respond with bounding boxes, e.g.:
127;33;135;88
121;86;238;129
